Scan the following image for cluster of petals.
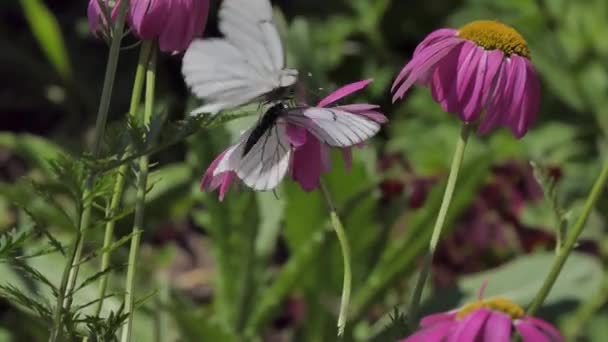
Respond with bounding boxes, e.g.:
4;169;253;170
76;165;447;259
88;0;209;53
402;298;563;342
201;80;387;200
392;24;540;138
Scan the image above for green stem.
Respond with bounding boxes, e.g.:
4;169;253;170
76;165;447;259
527;159;608;315
407;124;471;323
49;1;130;340
94;41;153;317
120;46;157;342
319;181;352;337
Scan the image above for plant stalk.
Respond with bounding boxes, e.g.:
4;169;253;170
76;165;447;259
120;45;158;342
94;40;153;317
319;181;352;337
527;159;608;315
49;1;130;340
407;124;470;323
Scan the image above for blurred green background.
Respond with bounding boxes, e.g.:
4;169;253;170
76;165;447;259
1;0;607;341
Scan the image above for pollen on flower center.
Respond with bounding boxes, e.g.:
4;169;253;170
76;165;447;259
458;20;530;58
456;297;526;320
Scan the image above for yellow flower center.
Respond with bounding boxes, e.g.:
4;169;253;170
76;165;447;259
458;20;530;58
456;297;525;320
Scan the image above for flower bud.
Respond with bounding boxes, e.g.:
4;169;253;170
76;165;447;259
129;0;209;53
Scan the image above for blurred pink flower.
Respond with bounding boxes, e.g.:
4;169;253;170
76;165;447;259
402;295;563;342
129;0;209;53
87;0;120;36
392;20;540;138
289;79;388;191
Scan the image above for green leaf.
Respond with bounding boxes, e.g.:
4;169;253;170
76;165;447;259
457;252;603;307
0;133;66;174
19;0;72;79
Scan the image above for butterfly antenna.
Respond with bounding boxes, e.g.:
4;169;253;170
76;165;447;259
272;189;280;200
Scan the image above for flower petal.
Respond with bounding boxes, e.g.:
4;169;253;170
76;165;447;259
413;28;458;57
318;79;373;107
401;321;455;342
291;133;326;191
420;311;458;328
526;317;563;342
392;38;463;101
481;311;512;342
515;320;550;342
286;123;308;147
447;309;491;342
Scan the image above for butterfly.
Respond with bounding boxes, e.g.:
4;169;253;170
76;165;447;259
182;0;298;115
184;0;385;193
211;101;383;191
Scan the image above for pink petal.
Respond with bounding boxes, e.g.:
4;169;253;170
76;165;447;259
201;150;229;191
218;172;235;202
515;321;550;342
478;60;508;135
318;79;373;107
480;50;505;106
429;44;462;112
481;311;512;342
447;309;491;342
526;317;563;342
455;43;483;121
356;110;389;123
502;56;528;136
401;321;455;342
461;49;488;121
420;311;457;328
286;123;308;147
413;28;459;57
291;133;326;191
512;58;541;138
392;38;463;101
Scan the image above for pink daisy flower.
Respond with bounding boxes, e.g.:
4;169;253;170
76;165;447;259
402;296;563;342
392;20;541;138
200;80;387;200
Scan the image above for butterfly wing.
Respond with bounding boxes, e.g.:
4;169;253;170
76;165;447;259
182;0;297;115
214;124;292;191
285;107;382;147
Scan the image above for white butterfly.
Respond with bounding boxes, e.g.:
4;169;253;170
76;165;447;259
182;0;298;115
211;103;383;191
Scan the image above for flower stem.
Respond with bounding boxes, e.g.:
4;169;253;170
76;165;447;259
319;181;352;337
49;1;129;340
120;45;157;342
94;40;153;318
407;124;471;323
527;159;608;315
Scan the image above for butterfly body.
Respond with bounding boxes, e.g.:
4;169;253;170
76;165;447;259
242;103;288;157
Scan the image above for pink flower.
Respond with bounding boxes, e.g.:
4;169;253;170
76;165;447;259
129;0;209;53
392;20;540;138
87;0;120;36
402;296;563;342
289;79;387;191
200;80;387;200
